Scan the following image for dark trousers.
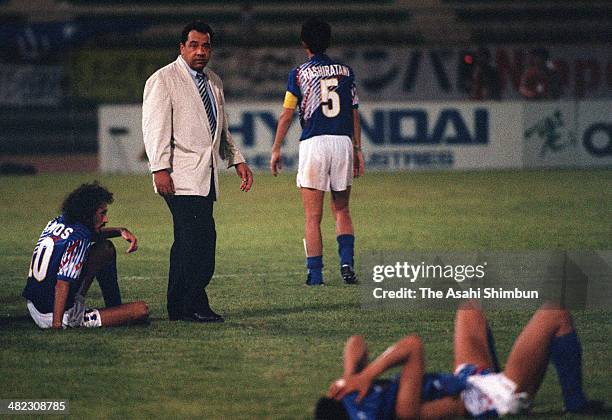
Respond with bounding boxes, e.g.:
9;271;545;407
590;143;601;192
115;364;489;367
163;190;216;319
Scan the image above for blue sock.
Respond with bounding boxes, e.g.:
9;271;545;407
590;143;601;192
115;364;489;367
550;331;588;411
96;259;122;307
336;234;354;267
306;256;323;284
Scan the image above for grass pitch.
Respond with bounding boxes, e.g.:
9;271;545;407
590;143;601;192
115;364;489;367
1;169;610;419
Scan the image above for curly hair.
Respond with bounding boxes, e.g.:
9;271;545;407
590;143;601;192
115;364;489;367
301;18;331;54
61;182;113;229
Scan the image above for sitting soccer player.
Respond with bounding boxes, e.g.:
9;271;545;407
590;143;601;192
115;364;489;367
22;182;149;329
317;301;603;418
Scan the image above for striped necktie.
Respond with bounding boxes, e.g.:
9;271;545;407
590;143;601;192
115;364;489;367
196;73;217;135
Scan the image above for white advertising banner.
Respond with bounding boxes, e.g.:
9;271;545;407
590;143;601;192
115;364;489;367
224;102;523;171
355;102;522;171
522;101;612;168
98;101;609;174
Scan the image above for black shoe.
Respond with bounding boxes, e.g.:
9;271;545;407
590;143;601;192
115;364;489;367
341;265;358;284
183;312;225;323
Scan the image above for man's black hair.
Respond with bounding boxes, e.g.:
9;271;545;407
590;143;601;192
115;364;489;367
181;21;215;45
301;18;331;54
314;397;349;420
61;182;113;230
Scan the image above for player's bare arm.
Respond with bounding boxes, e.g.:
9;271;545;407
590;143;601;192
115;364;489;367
99;227;138;253
331;335;422;402
270;106;295;176
51;280;70;329
352;109;364;177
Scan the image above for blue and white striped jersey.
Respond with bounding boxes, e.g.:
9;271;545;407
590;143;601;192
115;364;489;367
22;215;92;313
285;54;358;141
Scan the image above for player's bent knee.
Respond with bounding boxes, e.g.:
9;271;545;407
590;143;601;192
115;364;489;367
400;334;423;352
347;334;366;347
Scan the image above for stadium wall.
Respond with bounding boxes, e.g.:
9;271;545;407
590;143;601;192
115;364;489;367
98;100;612;173
70;45;612;104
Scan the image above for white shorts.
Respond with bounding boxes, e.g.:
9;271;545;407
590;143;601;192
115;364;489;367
458;366;529;417
27;298;102;329
297;135;353;192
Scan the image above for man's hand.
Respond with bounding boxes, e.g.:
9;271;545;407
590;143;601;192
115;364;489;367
153;170;175;196
235;162;253;192
353;150;364;177
327;372;373;402
120;228;138;253
270;147;282;176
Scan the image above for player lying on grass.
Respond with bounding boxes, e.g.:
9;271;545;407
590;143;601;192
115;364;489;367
22;182;149;329
317;301;604;419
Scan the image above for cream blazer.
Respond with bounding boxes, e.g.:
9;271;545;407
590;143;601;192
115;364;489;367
142;56;245;197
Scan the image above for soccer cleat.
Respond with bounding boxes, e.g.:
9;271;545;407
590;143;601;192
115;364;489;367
341;265;358;284
305;273;324;286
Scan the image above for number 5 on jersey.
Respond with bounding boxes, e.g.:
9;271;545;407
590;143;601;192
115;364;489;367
320;78;340;118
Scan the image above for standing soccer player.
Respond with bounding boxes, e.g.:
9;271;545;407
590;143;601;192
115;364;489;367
270;18;364;286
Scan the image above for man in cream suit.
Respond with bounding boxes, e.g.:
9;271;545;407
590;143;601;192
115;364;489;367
143;21;253;323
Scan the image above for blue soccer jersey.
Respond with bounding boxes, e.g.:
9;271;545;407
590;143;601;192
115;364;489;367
284;54;358;141
22;215;92;313
341;372;470;420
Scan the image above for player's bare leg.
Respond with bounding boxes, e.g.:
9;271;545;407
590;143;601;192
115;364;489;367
503;303;601;413
343;335;368;376
301;187;325;284
504;303;573;396
453;300;496;371
97;301;149;327
331;188;357;284
301;187;324;256
330;188;353;236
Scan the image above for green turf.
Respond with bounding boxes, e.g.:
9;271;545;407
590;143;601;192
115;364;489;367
1;169;610;419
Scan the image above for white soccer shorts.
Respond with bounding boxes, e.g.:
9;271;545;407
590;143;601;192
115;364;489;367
297;134;353;192
27;298;102;329
461;371;530;416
